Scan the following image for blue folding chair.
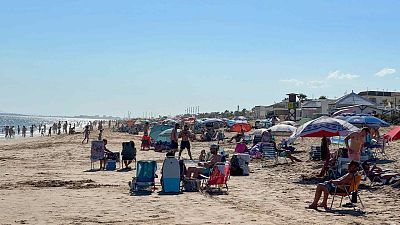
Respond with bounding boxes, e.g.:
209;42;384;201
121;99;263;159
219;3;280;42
129;160;157;193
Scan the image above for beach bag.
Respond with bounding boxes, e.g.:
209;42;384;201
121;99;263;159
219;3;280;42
183;178;200;192
106;160;116;170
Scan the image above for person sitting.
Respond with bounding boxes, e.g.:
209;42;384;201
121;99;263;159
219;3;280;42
235;140;249;153
217;130;225;144
186;144;222;179
100;139;113;170
316;150;339;177
198;149;206;162
228;130;245;143
362;162;400;184
122;141;136;170
309;160;360;210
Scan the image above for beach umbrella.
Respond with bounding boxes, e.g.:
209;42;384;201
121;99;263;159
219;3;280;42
288;116;359;143
203;118;223;124
269;124;296;133
345;115;390;128
230;123;252;132
279;121;298;126
234;116;247;121
253;128;269;137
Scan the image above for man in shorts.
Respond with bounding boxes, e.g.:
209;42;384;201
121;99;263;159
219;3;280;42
308;160;360;210
179;125;194;160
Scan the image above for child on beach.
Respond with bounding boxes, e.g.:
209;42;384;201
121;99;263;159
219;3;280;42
82;126;90;144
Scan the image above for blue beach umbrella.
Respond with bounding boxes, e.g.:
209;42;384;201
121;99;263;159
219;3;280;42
345;115;390;128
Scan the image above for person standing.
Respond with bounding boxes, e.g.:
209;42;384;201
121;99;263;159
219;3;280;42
17;125;20;135
170;123;180;152
22;126;27;137
320;136;331;161
178;125;194;160
5;126;9;138
48;127;52;137
82;126;90;144
344;128;370;161
57;121;61;135
143;122;150;135
30;125;34;137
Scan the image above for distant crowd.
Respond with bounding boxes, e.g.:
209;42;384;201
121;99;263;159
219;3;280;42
1;120;110;139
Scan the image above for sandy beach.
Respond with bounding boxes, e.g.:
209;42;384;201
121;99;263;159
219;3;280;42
1;128;399;225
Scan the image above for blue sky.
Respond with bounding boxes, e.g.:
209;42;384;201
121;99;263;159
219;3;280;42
0;0;399;117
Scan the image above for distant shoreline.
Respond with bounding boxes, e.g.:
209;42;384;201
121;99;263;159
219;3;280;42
0;112;120;120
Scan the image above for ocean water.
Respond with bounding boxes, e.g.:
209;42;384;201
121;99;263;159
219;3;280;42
0;114;96;139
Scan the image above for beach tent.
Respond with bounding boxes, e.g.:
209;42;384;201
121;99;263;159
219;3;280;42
230;123;252;132
155;128;181;142
288;116;359;143
384;126;400;142
269;124;296;134
345;115;390;128
150;124;174;141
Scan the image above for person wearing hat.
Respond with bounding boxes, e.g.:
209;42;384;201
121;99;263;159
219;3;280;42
308;160;360;210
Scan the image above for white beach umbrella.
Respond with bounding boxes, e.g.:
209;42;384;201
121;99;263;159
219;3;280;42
269;124;296;133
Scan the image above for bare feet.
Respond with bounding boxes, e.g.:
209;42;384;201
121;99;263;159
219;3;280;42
308;204;318;210
318;203;328;210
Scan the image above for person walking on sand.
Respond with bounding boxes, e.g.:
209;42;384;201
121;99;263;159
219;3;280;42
170;123;180;153
82;126;90;144
178;125;194;160
344;128;370;161
17;125;20;135
22;126;27;137
48;127;52;137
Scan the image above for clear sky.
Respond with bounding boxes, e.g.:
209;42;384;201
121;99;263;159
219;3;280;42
0;0;399;117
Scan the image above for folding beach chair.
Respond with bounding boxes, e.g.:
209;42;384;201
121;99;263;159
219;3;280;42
129;160;157;193
309;146;322;161
161;156;181;193
330;173;364;210
201;162;230;193
121;142;137;169
261;143;278;165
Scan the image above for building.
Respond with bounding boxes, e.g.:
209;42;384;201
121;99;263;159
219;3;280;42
358;90;400;109
300;99;336;119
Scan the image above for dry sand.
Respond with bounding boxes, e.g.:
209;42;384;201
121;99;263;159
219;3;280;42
1;128;400;225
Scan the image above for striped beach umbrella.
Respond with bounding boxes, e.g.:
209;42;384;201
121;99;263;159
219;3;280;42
288;116;359;143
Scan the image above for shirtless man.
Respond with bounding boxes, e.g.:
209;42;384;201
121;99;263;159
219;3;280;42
344;128;370;161
170;123;180;152
178;125;194;160
143;122;150;135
